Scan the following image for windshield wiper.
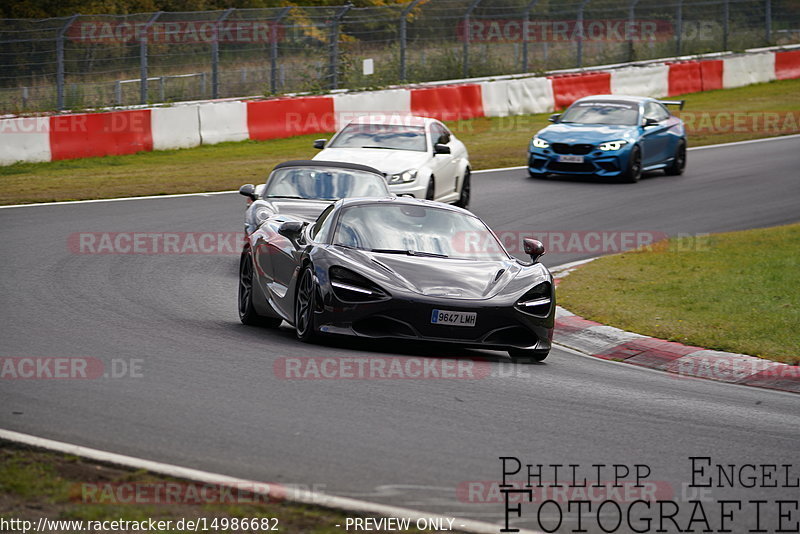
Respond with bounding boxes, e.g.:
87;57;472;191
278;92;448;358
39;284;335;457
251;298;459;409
369;248;449;258
265;195;305;199
360;145;400;150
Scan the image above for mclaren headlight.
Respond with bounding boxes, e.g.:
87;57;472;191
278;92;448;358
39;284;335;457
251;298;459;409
598;140;628;151
531;137;550;149
388;170;418;184
329;266;390;303
515;282;553;317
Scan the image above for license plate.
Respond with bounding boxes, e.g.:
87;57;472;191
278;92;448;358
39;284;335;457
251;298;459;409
558;155;584;163
431;309;477;327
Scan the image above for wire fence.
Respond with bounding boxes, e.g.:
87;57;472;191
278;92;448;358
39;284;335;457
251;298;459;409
1;0;798;113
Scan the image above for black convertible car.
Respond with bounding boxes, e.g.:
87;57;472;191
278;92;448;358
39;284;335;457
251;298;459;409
238;160;391;235
238;196;555;362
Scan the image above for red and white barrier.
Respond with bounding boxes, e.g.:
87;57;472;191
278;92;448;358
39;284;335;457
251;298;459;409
722;52;776;89
549;72;612;109
49;110;152;161
197;101;248;145
0;117;51;166
610;65;669;98
333;89;411;129
775;49;800;80
152;106;201;150
1;47;798;166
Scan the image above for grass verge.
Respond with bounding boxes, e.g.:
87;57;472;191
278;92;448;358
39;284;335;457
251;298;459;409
0;442;454;534
0;78;798;205
556;223;800;364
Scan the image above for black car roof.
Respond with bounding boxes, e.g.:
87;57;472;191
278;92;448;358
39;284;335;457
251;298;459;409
272;160;384;176
337;196;474;216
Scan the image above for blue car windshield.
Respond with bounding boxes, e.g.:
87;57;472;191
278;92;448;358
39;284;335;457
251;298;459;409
264;167;388;200
560;101;639;126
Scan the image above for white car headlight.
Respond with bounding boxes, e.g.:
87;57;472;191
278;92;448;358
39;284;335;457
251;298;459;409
388;169;417;184
532;137;550;149
598;140;628;151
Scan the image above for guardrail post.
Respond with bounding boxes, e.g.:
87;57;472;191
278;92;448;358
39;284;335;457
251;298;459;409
722;0;729;50
140;11;162;105
400;0;424;83
522;0;540;72
765;0;772;44
462;0;482;78
212;8;234;99
329;4;352;90
675;0;683;55
576;0;590;68
56;14;79;111
270;6;292;94
628;0;641;62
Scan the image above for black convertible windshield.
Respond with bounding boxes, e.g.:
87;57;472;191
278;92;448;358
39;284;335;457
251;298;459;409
328;124;427;152
333;204;509;261
264;167;388;201
560;101;639;126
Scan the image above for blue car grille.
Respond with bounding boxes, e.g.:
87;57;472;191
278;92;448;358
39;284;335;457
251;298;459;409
547;161;596;173
551;143;594;155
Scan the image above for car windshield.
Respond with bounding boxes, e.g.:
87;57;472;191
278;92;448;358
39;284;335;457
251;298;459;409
560;101;639;126
333;204;509;261
328;123;427;152
264;167;388;200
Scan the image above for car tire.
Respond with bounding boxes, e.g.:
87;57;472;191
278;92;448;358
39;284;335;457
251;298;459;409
508;348;549;363
425;176;435;201
294;265;318;342
620;145;642;183
664;140;686;176
239;251;282;328
455;168;470;209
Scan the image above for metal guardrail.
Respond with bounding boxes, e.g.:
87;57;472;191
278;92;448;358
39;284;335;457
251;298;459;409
1;0;798;113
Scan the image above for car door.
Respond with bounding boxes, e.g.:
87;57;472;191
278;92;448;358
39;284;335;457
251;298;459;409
640;102;672;167
428;122;457;198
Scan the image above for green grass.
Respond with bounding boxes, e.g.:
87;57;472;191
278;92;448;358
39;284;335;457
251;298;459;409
0;443;446;534
556;223;800;364
1;78;799;205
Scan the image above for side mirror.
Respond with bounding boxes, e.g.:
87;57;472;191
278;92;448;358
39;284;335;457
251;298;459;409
278;221;305;240
313;139;327;149
239;184;257;201
548;113;561;123
523;238;545;263
643;117;659;127
434;143;451;155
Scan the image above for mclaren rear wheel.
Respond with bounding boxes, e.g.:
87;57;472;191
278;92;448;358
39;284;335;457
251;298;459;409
239;251;282;328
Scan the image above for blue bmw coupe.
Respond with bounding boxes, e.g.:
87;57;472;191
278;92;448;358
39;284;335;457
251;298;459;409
528;95;686;183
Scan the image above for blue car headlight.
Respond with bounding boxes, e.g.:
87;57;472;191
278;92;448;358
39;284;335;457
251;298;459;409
531;137;549;149
598;140;628;151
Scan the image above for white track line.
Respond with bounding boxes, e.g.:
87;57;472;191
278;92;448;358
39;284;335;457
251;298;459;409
2;134;798;210
0;429;544;534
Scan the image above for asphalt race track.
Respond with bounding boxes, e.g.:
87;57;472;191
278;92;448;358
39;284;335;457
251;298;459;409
1;136;799;533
